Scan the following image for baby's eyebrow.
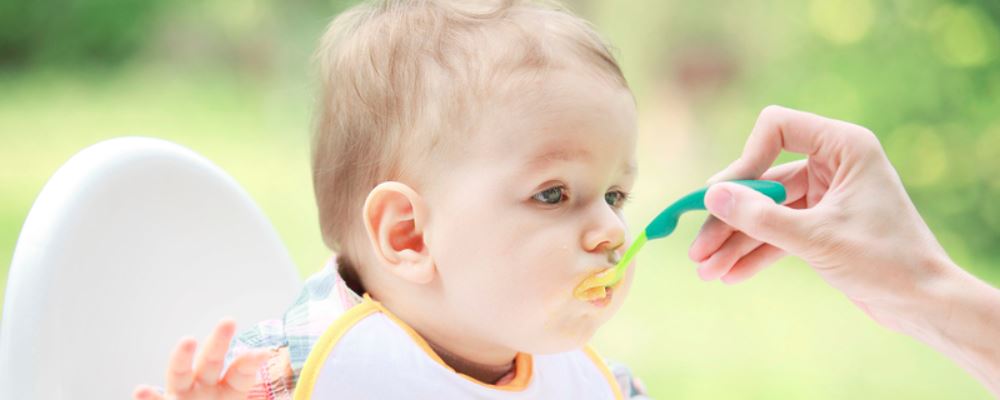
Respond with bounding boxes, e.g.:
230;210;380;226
527;148;637;176
622;161;638;177
528;148;593;166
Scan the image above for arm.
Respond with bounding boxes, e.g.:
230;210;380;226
904;262;1000;393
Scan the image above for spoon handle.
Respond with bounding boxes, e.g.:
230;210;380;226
645;180;786;240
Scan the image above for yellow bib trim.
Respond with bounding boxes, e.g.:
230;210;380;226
367;296;534;392
295;294;618;398
293;297;379;400
583;345;625;400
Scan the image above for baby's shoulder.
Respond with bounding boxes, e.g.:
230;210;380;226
225;258;362;399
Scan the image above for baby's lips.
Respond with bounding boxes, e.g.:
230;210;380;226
572;283;606;301
583;286;607;301
572;268;616;300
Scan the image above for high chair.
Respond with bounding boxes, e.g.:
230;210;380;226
0;137;302;399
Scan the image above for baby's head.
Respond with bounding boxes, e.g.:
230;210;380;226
312;0;637;355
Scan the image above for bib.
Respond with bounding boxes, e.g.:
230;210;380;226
294;296;623;399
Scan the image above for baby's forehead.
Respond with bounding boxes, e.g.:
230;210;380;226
463;72;637;158
523;140;638;175
447;112;636;183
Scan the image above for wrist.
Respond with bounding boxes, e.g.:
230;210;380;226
888;254;966;342
892;255;1000;392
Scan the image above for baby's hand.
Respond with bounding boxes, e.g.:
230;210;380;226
132;319;271;400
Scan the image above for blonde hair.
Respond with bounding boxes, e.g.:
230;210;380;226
311;0;628;288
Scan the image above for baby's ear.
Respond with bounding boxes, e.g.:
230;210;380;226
362;181;435;285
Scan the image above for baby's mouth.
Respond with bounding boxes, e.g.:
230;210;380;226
574;266;623;302
589;285;614;307
573;252;624;302
579;284;611;303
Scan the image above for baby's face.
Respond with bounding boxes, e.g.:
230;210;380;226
421;71;637;354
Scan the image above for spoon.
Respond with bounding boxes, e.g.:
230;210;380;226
574;180;787;300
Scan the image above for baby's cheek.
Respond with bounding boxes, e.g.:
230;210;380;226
518;264;569;303
510;244;569;283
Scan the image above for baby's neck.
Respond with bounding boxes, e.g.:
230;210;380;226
374;292;518;384
425;338;515;384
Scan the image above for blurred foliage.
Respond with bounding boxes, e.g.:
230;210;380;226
0;0;356;71
0;0;164;68
2;0;1000;398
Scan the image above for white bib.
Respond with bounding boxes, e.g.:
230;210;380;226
294;296;623;399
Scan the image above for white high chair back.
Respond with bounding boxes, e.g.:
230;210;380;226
0;137;302;399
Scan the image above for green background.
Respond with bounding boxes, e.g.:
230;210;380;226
2;0;998;397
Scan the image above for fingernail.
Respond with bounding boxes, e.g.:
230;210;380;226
688;240;702;261
696;266;712;281
705;186;733;218
720;275;737;285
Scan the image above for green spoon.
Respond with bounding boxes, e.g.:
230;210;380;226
574;179;787;300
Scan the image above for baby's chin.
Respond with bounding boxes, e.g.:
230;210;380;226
517;318;611;355
507;288;629;354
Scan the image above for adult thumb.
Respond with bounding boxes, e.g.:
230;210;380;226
704;182;810;253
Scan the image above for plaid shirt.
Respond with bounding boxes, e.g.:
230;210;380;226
225;259;649;399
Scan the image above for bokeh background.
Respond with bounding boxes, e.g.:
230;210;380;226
3;0;999;397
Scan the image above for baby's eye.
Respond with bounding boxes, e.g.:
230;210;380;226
533;186;567;205
605;190;630;208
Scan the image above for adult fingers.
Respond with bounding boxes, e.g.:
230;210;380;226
760;159;809;205
708;106;834;184
720;244;787;284
696;231;762;281
704;182;817;255
689;216;734;263
689;160;807;263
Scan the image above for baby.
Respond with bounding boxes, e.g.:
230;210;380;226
134;0;645;398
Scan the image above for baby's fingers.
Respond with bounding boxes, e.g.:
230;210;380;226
221;350;271;393
194;318;238;386
165;337;198;394
133;384;166;400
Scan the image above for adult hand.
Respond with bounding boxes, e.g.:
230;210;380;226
688;105;1000;394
